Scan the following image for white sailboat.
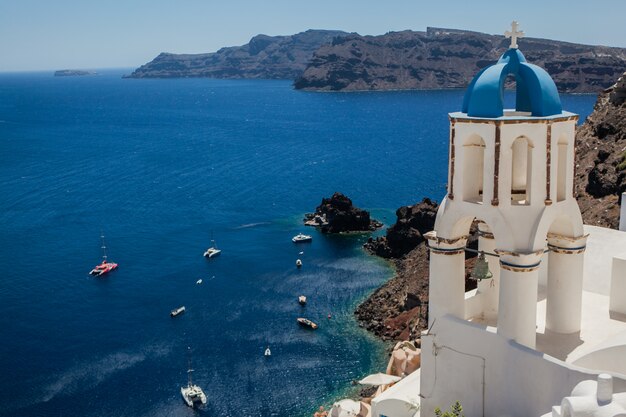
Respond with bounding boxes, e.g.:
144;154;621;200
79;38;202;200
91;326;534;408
181;348;207;407
204;232;221;258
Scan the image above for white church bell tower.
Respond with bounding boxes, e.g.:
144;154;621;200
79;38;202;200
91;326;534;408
425;21;587;350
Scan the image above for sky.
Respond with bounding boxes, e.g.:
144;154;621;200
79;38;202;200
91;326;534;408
1;0;625;72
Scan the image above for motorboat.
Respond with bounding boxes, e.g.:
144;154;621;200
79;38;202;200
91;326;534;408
196;279;203;285
181;348;207;407
89;234;118;276
296;259;302;268
264;347;272;357
171;306;186;317
298;295;307;305
297;317;318;329
292;233;313;243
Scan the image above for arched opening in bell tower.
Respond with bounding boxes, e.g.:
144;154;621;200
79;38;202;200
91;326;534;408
462;135;486;203
511;136;533;205
556;136;568;202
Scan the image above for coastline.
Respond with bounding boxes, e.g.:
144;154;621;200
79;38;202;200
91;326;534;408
303;236;394;417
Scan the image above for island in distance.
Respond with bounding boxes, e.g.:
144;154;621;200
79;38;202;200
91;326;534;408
125;29;349;80
54;69;96;76
127;27;626;93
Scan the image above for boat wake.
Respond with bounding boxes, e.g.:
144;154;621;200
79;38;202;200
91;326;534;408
234;222;271;229
40;344;171;403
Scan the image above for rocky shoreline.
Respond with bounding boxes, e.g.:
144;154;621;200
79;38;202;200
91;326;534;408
356;199;478;341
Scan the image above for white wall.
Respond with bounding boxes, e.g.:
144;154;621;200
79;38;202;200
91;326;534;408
610;255;626;316
420;315;626;417
619;193;626;232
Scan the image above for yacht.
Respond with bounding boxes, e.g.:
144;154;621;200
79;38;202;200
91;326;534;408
204;239;221;258
292;233;313;243
264;347;272;357
171;306;186;317
89;234;118;276
297;317;318;329
181;348;207;407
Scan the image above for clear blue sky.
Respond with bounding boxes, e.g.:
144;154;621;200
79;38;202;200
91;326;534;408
1;0;625;72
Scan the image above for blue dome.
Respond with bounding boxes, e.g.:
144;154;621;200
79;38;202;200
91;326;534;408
462;49;562;118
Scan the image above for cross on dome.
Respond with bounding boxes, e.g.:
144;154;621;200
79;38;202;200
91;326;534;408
504;21;525;49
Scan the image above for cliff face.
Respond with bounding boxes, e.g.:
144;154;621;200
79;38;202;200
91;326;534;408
294;28;626;93
364;198;438;258
125;30;348;79
575;72;626;228
357;199;478;341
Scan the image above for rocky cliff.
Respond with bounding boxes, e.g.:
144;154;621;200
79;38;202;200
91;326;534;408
363;198;438;258
356;200;478;341
575;72;626;228
295;27;626;93
125;30;348;79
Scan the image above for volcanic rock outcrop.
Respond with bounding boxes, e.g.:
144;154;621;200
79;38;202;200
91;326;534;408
305;192;382;233
364;198;438;258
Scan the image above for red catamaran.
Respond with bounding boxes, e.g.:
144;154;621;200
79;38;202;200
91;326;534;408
89;234;118;276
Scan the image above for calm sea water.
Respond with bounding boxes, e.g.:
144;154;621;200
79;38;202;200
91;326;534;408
0;70;595;417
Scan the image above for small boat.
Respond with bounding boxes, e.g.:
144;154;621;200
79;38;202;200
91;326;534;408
196;279;203;285
171;306;186;317
296;259;302;268
89;259;118;276
204;243;221;258
292;233;313;243
89;234;118;276
297;317;318;329
181;348;207;407
264;347;271;357
298;295;307;305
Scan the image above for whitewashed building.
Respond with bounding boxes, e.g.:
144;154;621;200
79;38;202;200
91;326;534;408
371;23;626;417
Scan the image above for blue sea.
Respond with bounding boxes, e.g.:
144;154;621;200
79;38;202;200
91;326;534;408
0;70;595;417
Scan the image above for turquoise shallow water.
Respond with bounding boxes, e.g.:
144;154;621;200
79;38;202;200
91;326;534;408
0;70;595;416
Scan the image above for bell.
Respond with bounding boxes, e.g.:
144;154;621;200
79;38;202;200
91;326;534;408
471;252;493;281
